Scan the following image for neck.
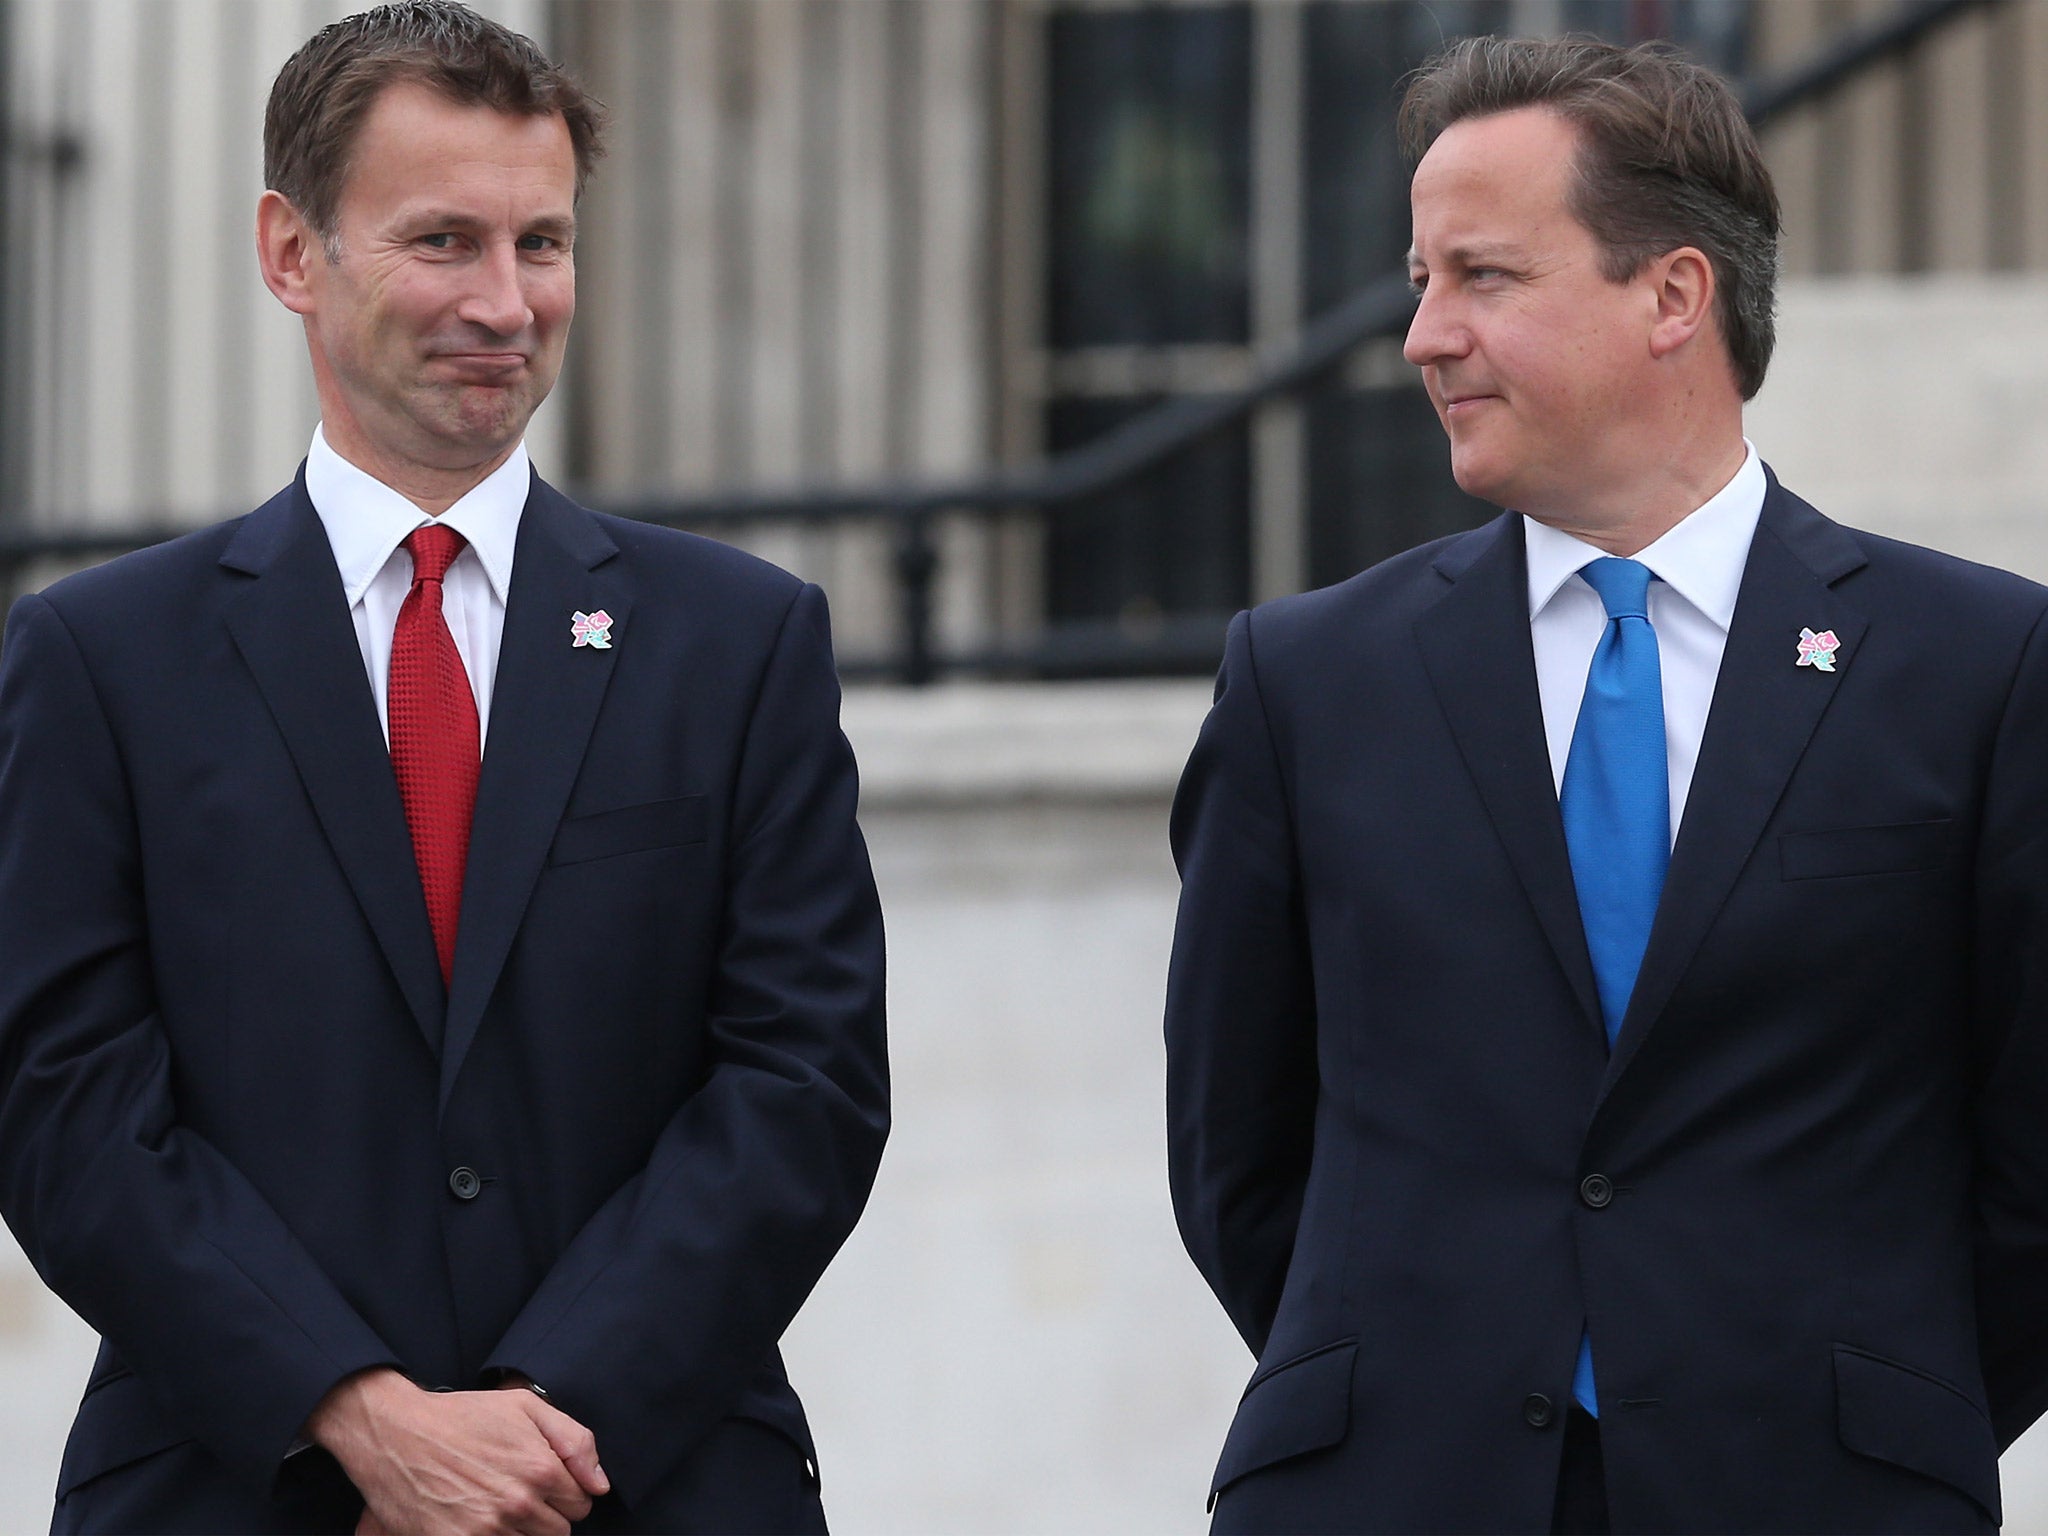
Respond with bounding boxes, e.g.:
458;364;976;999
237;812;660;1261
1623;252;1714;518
1533;434;1748;556
316;405;517;517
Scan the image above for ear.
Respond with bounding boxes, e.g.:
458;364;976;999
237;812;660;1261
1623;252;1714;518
255;190;324;316
1646;245;1715;361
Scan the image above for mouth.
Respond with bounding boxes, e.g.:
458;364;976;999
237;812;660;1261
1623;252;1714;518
431;352;530;383
1440;390;1498;413
1438;391;1501;429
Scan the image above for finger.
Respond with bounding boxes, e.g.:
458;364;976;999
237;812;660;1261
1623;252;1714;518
535;1476;594;1525
354;1508;391;1536
516;1445;595;1524
523;1397;610;1497
508;1496;573;1536
544;1490;594;1526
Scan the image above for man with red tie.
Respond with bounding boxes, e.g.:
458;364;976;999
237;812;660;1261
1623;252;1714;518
0;4;887;1532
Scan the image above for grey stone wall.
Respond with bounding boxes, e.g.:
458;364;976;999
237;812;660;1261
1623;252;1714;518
1749;276;2048;578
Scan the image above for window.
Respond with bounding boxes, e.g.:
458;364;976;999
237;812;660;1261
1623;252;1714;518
1033;0;1752;655
1043;3;1254;642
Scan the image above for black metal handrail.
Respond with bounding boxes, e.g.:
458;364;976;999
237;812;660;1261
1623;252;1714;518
1741;0;1992;127
0;0;1996;683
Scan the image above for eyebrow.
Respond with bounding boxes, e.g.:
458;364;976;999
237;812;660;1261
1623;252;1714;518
401;208;577;238
1408;242;1524;268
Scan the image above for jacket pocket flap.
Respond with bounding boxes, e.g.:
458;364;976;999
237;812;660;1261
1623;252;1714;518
550;795;707;865
1835;1344;2000;1521
731;1372;819;1468
1210;1338;1357;1498
56;1369;193;1498
1780;819;1952;881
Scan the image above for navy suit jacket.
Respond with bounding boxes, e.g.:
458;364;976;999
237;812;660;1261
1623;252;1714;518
0;473;888;1532
1166;475;2048;1533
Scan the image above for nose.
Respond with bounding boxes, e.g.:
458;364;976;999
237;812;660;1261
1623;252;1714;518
457;241;535;338
1402;281;1469;370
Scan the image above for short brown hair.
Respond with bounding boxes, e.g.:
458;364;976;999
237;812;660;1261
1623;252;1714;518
264;0;608;251
1399;35;1781;399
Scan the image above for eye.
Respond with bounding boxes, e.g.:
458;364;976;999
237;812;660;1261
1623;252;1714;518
517;234;560;253
419;232;455;250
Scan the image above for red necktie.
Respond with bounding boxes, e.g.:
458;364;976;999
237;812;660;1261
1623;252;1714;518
388;523;480;986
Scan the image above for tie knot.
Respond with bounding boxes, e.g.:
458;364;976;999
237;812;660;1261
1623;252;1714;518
406;522;467;585
1579;557;1653;620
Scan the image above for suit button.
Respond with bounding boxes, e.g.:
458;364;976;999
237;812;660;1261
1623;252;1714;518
448;1166;482;1201
1523;1393;1555;1429
1580;1173;1614;1209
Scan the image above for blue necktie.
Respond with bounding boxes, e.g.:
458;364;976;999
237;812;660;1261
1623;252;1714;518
1558;556;1669;1417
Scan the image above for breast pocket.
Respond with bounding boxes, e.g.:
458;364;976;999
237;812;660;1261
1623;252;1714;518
549;795;708;866
1779;818;1953;881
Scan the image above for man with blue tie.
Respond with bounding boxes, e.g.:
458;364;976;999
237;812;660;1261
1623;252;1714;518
0;4;886;1532
1167;34;2048;1534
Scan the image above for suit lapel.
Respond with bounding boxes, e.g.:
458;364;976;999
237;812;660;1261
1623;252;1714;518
221;478;447;1055
1417;514;1604;1033
1600;477;1869;1097
440;478;631;1111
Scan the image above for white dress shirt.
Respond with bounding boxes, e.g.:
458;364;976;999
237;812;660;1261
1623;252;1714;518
1524;442;1766;845
304;425;528;746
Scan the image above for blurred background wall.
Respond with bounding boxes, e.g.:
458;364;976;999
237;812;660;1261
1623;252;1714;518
5;0;2048;1530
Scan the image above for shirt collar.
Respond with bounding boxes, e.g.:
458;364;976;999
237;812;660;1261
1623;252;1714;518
1523;440;1765;632
304;424;529;607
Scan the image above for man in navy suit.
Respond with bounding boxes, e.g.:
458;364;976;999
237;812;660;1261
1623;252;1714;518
1167;35;2048;1534
0;4;886;1532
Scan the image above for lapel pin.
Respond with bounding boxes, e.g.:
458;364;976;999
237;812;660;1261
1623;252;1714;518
1796;627;1841;673
571;609;615;650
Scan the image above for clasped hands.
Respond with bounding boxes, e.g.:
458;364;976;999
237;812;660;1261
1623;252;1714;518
307;1366;610;1536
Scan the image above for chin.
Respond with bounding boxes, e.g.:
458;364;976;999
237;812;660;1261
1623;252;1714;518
1447;448;1513;511
434;394;535;450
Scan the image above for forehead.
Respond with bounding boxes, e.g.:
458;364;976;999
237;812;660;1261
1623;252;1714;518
1408;106;1583;254
340;80;575;212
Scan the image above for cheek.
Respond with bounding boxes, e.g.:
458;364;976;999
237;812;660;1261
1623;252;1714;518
1573;328;1648;419
1480;327;1563;423
1505;331;1614;432
1554;293;1643;391
356;288;440;354
531;270;576;331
